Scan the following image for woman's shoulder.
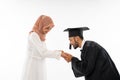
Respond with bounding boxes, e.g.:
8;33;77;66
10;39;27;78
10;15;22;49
29;32;39;39
29;31;37;35
28;31;44;43
29;32;38;37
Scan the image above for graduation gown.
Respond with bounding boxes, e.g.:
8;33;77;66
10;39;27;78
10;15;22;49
22;32;61;80
71;41;120;80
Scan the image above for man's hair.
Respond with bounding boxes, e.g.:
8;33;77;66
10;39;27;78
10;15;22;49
78;35;84;40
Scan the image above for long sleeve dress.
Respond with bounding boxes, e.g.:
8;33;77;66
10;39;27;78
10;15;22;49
22;32;61;80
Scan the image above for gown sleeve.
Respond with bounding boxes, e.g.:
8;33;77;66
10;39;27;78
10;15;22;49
71;46;98;77
29;32;61;60
71;57;84;77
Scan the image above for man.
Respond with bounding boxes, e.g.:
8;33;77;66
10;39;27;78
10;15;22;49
63;27;120;80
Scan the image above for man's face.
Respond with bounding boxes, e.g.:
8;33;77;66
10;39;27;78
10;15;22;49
69;37;79;49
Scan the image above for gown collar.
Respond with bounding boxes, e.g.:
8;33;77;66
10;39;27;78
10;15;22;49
80;40;86;50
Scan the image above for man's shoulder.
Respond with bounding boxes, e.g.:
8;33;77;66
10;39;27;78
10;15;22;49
85;40;99;47
85;40;96;44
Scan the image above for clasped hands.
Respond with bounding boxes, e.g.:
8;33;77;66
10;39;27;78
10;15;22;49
61;51;73;62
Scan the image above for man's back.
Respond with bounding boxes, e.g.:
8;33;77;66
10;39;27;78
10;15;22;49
72;40;120;80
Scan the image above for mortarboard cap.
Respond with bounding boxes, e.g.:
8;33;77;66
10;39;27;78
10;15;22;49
63;27;89;49
64;27;89;37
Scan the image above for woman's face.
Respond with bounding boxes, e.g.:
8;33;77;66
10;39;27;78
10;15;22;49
42;23;54;34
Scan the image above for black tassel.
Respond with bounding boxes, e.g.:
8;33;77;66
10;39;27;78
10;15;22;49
69;44;71;49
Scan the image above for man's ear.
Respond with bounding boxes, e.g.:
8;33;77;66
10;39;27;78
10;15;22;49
75;36;79;41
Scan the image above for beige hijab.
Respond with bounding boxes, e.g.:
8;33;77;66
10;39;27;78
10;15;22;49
31;15;54;41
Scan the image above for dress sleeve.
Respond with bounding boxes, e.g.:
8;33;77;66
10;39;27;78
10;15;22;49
29;32;61;60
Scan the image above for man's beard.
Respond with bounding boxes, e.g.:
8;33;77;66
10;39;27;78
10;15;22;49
73;42;79;49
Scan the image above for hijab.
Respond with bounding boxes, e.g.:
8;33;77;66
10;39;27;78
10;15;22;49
31;15;54;41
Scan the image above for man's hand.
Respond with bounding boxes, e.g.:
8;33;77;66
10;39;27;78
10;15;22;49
61;51;73;62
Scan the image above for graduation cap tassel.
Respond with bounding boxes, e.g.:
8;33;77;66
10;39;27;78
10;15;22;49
69;44;71;49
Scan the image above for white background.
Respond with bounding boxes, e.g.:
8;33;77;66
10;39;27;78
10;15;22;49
0;0;120;80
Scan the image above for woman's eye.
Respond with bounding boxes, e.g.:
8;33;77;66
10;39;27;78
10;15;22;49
47;27;52;30
46;27;50;29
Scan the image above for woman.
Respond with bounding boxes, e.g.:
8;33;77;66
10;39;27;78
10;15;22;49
22;15;66;80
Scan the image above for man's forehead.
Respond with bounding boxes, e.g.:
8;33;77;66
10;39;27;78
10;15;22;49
69;37;74;40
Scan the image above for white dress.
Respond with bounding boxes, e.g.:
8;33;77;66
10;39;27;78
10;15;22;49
22;32;61;80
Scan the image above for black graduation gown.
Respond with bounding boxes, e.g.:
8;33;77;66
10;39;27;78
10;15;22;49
71;41;120;80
